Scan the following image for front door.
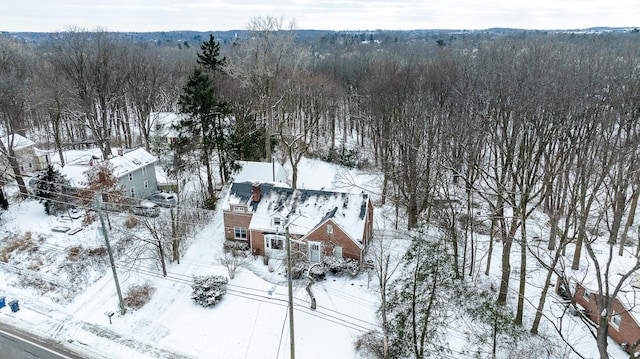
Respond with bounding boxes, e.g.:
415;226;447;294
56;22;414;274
309;241;321;262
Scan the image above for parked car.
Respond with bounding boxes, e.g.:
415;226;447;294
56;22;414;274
132;201;160;217
146;192;177;207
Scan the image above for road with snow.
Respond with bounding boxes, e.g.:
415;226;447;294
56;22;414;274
0;322;85;359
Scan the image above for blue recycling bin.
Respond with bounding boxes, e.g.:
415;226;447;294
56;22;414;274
8;300;19;313
0;296;5;309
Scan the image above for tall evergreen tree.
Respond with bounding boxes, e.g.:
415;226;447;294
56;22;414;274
174;35;234;208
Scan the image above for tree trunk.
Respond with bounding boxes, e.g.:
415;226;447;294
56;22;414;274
620;185;639;256
515;219;527;325
596;316;609;359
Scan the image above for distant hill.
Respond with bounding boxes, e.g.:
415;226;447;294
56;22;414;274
2;27;638;46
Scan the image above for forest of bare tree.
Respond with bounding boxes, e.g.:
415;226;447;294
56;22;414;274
2;23;640;358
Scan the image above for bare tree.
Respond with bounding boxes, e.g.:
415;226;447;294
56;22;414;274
226;16;298;162
0;36;35;197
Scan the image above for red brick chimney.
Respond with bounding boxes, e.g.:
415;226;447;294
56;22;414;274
252;182;261;202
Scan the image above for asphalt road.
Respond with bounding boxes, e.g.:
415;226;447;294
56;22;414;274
0;322;86;359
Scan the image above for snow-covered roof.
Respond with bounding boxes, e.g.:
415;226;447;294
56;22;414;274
0;133;35;151
224;181;371;243
57;148;157;187
150;112;187;138
109;148;157;177
232;161;288;184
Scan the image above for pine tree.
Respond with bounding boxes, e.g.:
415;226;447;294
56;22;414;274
35;165;70;215
174;35;234;208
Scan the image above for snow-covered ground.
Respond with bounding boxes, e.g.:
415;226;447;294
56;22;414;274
0;156;634;358
0;157;387;359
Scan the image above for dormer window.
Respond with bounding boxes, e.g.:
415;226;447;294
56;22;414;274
272;216;283;227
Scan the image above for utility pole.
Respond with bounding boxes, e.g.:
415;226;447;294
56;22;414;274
285;221;295;359
95;193;126;316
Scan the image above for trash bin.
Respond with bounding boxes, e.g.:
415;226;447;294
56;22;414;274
8;300;19;313
0;296;5;309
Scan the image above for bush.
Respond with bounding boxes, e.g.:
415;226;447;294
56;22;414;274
125;283;155;310
222;241;249;254
320;256;361;277
124;216;138;229
191;275;228;307
67;246;82;261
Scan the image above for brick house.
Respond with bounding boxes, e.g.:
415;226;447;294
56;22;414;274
222;181;374;264
560;279;640;353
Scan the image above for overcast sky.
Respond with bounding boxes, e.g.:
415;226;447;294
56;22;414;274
3;0;639;32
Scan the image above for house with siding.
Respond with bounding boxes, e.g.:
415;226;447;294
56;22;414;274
149;112;187;150
1;133;49;176
59;148;159;200
222;181;374;264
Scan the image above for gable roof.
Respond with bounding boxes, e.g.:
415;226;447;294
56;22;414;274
0;133;35;151
150;112;187;138
57;148;158;188
224;181;371;243
109;148;157;177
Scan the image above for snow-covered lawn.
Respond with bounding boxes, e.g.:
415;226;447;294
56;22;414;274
0;156;634;358
0;157;385;358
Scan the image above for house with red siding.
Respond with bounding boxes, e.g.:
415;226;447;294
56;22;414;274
222;181;374;265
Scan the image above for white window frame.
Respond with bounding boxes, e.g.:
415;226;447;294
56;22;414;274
234;227;247;240
272;216;283;228
265;235;284;250
128;173;133;181
233;206;245;213
130;187;136;197
583;288;590;301
333;245;343;258
327;224;333;234
611;311;622;329
143;180;149;189
141;166;147;176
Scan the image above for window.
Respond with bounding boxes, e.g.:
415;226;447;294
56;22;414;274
234;227;247;240
333;246;343;258
272;216;282;227
143;180;149;189
327;224;333;234
267;237;283;250
128;173;133;181
130;187;135;197
611;312;622;329
28;161;33;169
583;289;591;301
141;166;147;176
233;206;245;213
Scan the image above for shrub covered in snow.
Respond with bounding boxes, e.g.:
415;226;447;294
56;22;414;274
191;275;228;307
222;240;249;254
321;256;360;277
